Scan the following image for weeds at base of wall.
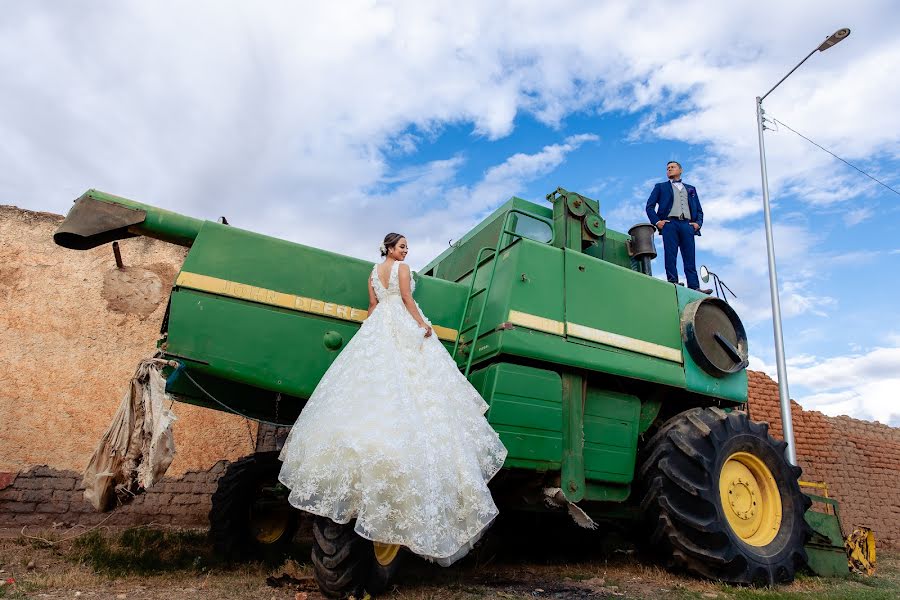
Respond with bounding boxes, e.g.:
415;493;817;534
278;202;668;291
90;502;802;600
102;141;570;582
68;528;217;576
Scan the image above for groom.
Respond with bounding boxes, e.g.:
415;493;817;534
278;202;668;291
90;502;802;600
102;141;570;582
645;161;711;294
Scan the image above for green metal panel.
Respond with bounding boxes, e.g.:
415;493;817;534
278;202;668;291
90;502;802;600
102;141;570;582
165;224;467;411
583;229;632;270
507;242;565;324
583;388;641;484
167;288;363;399
804;494;851;578
455;239;564;348
564;248;682;352
467;329;686;389
675;285;748;403
421;197;552;282
165;366;305;425
469;363;562;471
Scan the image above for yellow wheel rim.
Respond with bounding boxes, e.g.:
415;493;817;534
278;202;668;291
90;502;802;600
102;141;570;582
719;452;782;547
250;485;292;544
251;510;290;544
373;542;401;566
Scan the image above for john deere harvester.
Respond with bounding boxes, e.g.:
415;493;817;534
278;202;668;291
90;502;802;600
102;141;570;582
55;188;812;595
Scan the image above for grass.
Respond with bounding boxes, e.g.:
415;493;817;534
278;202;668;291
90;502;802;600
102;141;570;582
69;527;215;576
0;525;897;599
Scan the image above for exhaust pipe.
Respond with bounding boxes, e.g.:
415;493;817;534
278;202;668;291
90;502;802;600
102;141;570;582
627;223;658;276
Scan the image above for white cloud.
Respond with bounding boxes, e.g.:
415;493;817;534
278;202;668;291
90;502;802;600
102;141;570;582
2;1;898;425
751;347;900;426
236;134;597;266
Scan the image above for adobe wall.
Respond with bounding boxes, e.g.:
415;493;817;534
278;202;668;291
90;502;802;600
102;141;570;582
747;370;900;549
0;205;256;528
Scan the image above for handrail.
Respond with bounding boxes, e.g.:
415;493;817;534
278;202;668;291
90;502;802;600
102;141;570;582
452;208;551;377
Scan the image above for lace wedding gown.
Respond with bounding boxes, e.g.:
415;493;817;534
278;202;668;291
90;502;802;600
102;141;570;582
278;260;507;565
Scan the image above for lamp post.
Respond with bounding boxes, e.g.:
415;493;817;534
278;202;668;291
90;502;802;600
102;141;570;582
756;27;850;466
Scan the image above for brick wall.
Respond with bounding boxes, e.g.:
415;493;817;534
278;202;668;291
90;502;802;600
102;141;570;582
0;464;225;528
747;370;900;549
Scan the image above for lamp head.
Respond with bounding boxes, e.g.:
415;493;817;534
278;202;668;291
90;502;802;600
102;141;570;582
818;28;850;52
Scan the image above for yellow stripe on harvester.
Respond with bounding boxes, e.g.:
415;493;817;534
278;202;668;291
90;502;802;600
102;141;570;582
506;309;683;364
175;271;458;342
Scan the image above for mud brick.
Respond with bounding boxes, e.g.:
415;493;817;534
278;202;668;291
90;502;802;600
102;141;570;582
15;478;48;490
36;502;68;514
5;501;36;513
0;488;23;501
192;482;215;495
10;513;49;525
169;482;193;494
28;466;57;477
159;504;183;516
51;489;78;502
45;478;76;491
20;489;53;503
0;472;17;490
69;499;95;513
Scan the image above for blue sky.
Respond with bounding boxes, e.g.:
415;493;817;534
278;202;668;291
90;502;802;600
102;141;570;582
2;1;898;425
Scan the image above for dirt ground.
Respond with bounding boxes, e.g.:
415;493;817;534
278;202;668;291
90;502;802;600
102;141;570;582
0;523;896;600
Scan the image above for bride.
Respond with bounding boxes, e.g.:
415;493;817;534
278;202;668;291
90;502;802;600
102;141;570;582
278;233;507;568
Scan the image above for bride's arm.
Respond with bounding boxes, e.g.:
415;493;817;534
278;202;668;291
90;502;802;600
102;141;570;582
398;264;432;337
367;276;378;315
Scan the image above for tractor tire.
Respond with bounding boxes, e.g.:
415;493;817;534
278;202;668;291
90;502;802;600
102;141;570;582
639;407;811;585
209;451;299;563
311;516;402;598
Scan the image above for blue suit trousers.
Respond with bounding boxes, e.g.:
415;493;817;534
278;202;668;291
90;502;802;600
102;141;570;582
661;219;699;289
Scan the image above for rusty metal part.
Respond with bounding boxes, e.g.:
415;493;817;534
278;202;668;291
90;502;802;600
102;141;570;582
54;195;146;250
112;241;124;269
847;526;876;575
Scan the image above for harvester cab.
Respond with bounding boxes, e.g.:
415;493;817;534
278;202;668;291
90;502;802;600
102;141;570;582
55;188;830;593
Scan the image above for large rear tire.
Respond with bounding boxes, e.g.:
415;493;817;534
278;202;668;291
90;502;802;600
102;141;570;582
639;407;810;585
209;451;299;562
311;516;402;598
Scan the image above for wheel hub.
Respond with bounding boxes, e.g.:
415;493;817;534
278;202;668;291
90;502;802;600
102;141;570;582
250;485;292;544
727;478;758;520
373;542;401;566
719;452;782;547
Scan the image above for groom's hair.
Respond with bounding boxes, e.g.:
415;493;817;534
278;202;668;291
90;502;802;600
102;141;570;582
381;233;405;257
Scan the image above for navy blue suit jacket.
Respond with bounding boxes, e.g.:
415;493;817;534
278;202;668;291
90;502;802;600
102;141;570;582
646;181;703;236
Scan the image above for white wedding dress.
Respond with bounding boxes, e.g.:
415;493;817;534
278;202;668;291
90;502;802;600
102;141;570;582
278;260;507;565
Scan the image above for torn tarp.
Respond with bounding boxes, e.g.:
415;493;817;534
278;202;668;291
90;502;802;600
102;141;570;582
82;358;178;511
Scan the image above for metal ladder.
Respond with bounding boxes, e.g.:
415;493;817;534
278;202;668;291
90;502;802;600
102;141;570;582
451;209;552;377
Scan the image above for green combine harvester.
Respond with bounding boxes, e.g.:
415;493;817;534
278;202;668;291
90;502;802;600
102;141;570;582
54;188;842;596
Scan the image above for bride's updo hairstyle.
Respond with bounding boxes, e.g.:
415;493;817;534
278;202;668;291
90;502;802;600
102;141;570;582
380;233;405;257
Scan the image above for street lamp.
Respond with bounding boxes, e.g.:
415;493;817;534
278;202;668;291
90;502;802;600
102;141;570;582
755;27;850;466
